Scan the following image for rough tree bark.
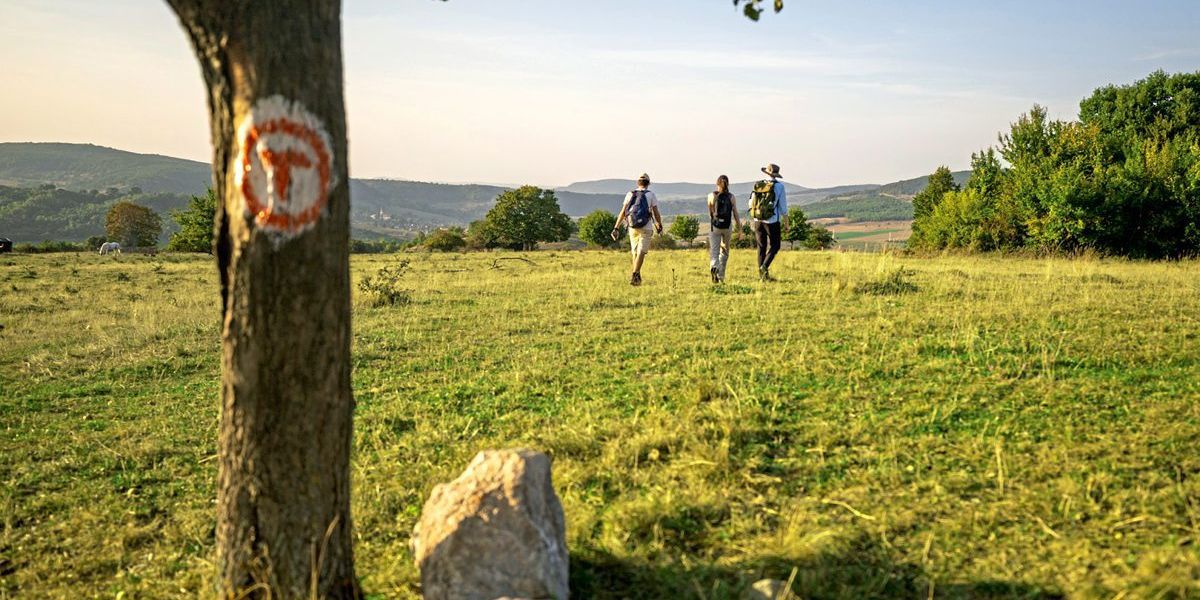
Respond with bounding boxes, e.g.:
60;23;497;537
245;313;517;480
164;1;358;597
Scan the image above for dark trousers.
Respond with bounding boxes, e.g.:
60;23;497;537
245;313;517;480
754;221;782;271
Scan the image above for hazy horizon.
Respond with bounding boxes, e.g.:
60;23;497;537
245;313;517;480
2;0;1198;188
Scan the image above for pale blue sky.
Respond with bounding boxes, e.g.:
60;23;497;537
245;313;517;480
1;1;1197;187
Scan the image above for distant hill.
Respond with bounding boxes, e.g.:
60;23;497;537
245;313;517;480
0;143;210;195
876;170;971;198
804;194;914;222
0;185;184;242
0;142;971;241
800;170;973;223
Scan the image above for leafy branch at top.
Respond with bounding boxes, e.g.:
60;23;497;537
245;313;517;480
734;0;784;21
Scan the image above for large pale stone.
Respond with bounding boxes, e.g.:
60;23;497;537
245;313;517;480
747;578;793;600
413;449;569;600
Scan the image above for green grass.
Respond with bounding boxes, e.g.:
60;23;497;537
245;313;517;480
2;250;1199;599
833;229;903;241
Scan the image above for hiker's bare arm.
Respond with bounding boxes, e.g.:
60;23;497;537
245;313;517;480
613;203;628;231
732;197;742;228
652;206;664;233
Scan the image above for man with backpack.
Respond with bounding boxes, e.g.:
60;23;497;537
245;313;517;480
748;163;789;281
707;174;742;283
612;173;663;286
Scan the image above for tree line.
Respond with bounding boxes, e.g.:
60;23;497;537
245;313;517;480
909;70;1200;258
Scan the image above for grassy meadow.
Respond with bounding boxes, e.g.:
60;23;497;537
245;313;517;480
2;248;1199;599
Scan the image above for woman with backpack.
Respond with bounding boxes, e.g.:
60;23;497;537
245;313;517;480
707;175;742;283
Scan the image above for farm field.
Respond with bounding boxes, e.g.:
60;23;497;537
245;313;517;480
2;250;1199;599
823;220;913;250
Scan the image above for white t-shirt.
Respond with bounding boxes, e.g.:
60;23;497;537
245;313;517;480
621;188;659;229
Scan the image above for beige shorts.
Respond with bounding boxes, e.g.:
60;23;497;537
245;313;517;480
629;225;654;256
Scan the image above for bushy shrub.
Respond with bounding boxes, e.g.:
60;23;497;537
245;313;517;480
423;228;467;252
909;71;1200;258
650;233;678;250
358;260;412;307
732;223;756;249
668;215;700;244
15;241;87;254
803;226;835;250
854;268;918;296
578;210;621;247
350;239;406;254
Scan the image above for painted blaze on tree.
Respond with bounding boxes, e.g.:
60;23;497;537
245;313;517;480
163;2;782;598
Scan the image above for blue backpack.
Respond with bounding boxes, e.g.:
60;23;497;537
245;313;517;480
628;190;652;229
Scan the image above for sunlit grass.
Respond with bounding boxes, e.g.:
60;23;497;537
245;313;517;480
2;249;1198;598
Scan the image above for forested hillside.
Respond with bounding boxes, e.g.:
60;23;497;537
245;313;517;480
0;142;963;241
0;185;184;242
0;143;210;195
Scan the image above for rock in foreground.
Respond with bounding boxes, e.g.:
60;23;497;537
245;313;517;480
413;449;569;600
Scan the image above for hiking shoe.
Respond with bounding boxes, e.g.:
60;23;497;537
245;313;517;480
710;267;719;283
631;272;642;286
760;269;774;282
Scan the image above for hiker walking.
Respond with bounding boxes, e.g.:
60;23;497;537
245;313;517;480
748;163;789;281
612;173;664;286
707;174;742;283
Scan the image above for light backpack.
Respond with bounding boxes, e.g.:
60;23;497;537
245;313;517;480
628;190;652;228
749;180;778;221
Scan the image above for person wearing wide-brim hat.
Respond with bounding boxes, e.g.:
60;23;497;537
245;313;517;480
747;163;789;281
612;173;664;286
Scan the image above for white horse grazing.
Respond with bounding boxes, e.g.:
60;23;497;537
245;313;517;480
99;242;122;255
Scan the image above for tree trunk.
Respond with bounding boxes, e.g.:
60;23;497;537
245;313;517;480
165;1;358;597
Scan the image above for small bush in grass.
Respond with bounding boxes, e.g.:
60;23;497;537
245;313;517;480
732;224;756;249
854;268;917;296
359;260;412;307
650;234;678;250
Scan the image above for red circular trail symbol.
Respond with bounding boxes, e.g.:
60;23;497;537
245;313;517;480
238;112;332;235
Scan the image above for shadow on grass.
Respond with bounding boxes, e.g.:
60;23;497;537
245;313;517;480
569;532;1064;600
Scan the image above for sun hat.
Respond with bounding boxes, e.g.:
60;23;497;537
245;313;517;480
761;164;782;178
637;173;650;183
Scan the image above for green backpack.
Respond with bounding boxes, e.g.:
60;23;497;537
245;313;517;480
749;180;778;221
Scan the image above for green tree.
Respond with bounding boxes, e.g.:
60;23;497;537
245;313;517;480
783;206;811;248
803;226;835;250
909;166;961;248
168;189;217;253
481;186;575;251
578;210;620;247
424;227;467;252
668;215;700;244
105;201;162;247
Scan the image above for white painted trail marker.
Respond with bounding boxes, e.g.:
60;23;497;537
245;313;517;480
234;96;335;238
